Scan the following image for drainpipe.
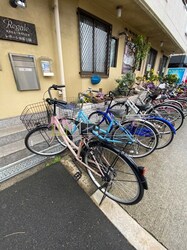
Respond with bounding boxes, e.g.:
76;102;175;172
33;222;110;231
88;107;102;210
53;0;67;100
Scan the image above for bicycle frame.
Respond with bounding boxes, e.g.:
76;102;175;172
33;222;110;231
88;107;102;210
61;103;135;144
127;99;176;131
50;115;105;177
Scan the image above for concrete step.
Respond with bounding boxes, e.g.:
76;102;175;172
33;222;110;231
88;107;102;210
0;115;48;182
0;124;27;147
0;115;21;129
0;139;32;166
0;119;30;166
0;153;47;182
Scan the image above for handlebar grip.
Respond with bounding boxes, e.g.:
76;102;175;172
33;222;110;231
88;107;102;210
46;98;67;106
109;91;115;97
51;84;66;90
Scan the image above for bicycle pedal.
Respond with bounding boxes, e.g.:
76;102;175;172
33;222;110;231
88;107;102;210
73;172;82;181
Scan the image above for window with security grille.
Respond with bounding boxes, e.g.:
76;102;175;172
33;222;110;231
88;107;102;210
110;37;118;67
78;8;112;77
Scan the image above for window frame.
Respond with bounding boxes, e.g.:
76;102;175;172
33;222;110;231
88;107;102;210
158;55;168;76
110;37;118;68
77;8;112;78
144;47;157;74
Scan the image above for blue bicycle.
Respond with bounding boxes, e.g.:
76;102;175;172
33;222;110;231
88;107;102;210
58;94;159;158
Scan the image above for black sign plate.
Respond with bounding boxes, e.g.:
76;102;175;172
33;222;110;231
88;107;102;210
0;16;38;45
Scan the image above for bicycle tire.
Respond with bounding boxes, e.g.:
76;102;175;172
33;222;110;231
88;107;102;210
110;102;129;117
112;119;159;158
146;103;184;131
25;124;70;156
162;100;183;110
146;117;175;149
83;140;144;205
172;98;187;117
88;111;111;129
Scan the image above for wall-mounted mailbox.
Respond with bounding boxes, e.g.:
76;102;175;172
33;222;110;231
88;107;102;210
9;53;40;91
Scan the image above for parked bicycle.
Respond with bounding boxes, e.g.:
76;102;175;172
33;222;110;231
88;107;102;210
62;92;159;158
78;87;105;103
110;88;184;131
143;82;187;117
20;84;148;205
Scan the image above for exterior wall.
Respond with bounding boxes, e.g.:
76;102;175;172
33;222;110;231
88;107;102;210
59;0;126;100
141;0;187;52
0;0;184;119
0;0;58;119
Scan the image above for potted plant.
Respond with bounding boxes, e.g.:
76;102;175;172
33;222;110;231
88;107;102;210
163;74;179;87
115;71;135;96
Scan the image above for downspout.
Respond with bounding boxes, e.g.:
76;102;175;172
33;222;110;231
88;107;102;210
53;0;67;100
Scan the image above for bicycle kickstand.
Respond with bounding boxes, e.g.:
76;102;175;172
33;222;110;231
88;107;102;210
98;182;108;206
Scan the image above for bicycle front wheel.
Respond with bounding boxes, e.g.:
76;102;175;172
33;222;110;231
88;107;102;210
83;141;144;205
112;119;159;158
25;125;69;156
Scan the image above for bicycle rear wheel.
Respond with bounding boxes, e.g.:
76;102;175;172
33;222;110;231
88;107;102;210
110;102;129;118
25;124;70;156
112;119;159;158
162;100;183;110
173;98;187;117
88;111;110;130
83;141;145;205
146;104;184;130
146;117;175;149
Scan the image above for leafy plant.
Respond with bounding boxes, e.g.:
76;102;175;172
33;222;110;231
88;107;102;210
144;69;160;83
115;72;135;95
133;34;151;72
163;74;179;86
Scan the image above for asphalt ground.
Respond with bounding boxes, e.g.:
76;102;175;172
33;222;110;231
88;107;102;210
0;163;135;250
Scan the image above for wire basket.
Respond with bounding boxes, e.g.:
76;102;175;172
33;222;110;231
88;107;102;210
20;101;52;131
57;102;82;119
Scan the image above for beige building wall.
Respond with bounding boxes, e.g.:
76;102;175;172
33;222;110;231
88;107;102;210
59;0;127;100
0;0;181;119
0;0;58;119
0;0;129;119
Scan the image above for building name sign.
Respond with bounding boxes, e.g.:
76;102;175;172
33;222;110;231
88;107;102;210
0;16;37;45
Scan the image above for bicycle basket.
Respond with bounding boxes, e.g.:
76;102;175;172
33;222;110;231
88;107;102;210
20;101;52;131
57;102;81;119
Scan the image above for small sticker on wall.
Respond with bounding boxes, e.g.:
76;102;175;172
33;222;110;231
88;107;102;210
40;58;54;76
19;68;32;71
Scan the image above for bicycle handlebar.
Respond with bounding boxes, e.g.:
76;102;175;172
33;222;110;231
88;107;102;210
46;97;67;106
47;84;66;99
108;91;115;97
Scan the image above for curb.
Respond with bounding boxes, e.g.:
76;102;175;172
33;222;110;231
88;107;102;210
61;155;167;250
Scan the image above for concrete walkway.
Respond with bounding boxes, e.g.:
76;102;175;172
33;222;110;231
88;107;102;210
122;119;187;250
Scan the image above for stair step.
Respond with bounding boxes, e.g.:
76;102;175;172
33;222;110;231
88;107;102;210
0;115;22;129
0;125;27;147
0;154;47;183
0;146;32;167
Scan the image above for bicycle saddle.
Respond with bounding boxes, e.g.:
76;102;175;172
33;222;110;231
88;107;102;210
135;103;152;111
110;109;126;118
